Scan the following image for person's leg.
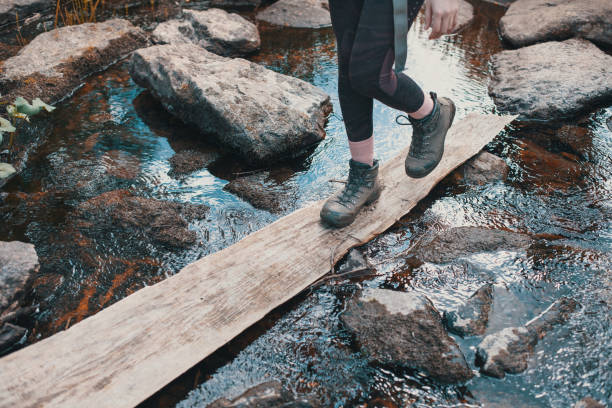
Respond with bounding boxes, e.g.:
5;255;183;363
348;0;428;117
329;0;375;166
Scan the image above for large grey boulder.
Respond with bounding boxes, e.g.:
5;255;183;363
341;288;473;383
410;227;531;264
152;8;260;57
130;44;332;164
257;0;331;29
500;0;612;48
475;297;578;378
0;241;39;314
0;19;148;104
489;39;612;121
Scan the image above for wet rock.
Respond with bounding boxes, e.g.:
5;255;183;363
512;139;584;191
411;227;531;264
443;283;494;337
0;0;52;27
207;381;319;407
223;171;294;213
0;241;39;314
130;43;332;164
341;288;473;383
455;0;474;33
73;190;209;248
500;0;612;48
257;0;331;29
0;323;27;354
458;151;509;185
574;397;606;408
183;0;261;12
337;248;373;277
152;9;260;57
488;39;612;121
0;19;148;105
475;297;578;378
607;116;612;132
168;149;219;177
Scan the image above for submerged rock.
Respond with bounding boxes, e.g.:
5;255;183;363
152;9;260;57
207;381;319;407
0;19;148;104
443;283;494;337
257;0;331;29
411;227;531;264
0;323;27;355
168;149;219;177
74;190;209;248
183;0;261;11
455;0;474;33
574;397;606;408
130;43;332;164
500;0;612;48
223;171;295;213
475;297;578;378
341;288;473;383
0;241;39;314
458;151;509;185
488;39;612;120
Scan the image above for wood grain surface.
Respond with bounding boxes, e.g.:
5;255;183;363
0;113;516;408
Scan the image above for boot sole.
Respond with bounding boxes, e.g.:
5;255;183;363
405;98;456;179
320;186;382;228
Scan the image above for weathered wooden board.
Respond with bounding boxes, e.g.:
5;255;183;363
0;113;516;408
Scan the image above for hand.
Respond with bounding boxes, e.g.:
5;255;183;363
424;0;459;40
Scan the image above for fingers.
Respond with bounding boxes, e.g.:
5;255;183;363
425;1;432;30
429;10;442;39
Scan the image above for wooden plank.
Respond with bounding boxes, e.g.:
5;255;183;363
0;113;516;408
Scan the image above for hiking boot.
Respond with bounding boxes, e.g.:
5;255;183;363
402;91;456;178
320;159;382;228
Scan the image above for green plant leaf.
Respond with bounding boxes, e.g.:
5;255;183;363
0;162;16;179
31;98;56;113
0;117;16;133
14;96;41;116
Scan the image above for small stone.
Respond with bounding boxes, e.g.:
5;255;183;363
443;283;494;337
410;227;531;264
500;0;612;48
475;297;578;378
257;0;331;29
0;0;52;26
0;241;39;314
341;288;473;383
337;248;373;277
152;9;260;57
223;171;294;214
574;397;606;408
207;381;319;407
0;323;27;354
130;43;332;164
459;151;509;185
168;149;219;177
489;39;612;120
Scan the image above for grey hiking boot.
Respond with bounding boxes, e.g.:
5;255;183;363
320;159;382;228
400;91;456;178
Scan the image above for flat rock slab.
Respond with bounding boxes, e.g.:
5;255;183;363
129;43;332;164
341;288;473;383
208;381;319;407
443;283;494;337
411;226;531;264
152;8;260;57
0;241;39;314
257;0;331;29
0;18;148;104
489;38;612;121
0;0;53;26
500;0;612;48
475;297;578;378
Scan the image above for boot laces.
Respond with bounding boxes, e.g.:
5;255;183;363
396;114;429;157
337;168;367;207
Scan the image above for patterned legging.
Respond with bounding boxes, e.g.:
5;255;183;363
329;0;425;142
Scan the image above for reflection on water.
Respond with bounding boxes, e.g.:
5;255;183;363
1;2;610;407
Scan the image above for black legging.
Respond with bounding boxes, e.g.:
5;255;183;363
329;0;425;142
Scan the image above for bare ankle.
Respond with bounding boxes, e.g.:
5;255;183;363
408;92;434;120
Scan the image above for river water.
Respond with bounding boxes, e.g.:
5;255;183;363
1;2;610;407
